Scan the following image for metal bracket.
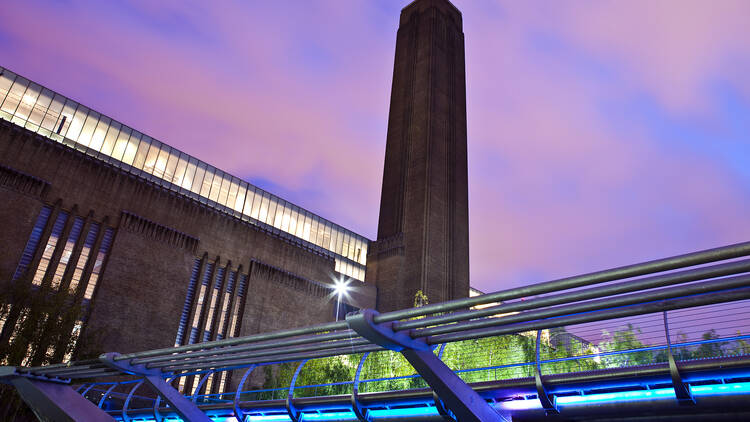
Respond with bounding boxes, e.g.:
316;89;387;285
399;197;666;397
351;352;372;422
286;360;308;422
346;309;500;422
0;366;115;422
100;352;212;422
662;312;695;405
534;330;559;414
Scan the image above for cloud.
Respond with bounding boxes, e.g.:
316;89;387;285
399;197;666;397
2;0;749;293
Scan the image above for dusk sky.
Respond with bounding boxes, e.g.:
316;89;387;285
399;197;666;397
2;0;749;294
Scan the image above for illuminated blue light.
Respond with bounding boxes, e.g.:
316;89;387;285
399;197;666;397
499;381;750;411
120;382;750;421
369;406;439;418
246;415;291;422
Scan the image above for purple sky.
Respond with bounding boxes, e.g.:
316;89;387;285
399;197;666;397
2;0;750;293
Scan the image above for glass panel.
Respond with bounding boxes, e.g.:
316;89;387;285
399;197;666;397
335;228;344;255
199;167;214;198
15;82;41;121
270;198;283;228
310;217;319;245
294;210;305;238
99;121;121;157
28;88;53;126
217;176;231;206
360;241;368;264
111;126;132;161
142;139;162;175
1;76;29;113
152;145;171;179
182;158;198;191
288;208;298;235
132;134;152;169
258;193;270;223
173;153;189;187
209;171;224;203
77;110;101;147
0;69;16;105
322;223;332;250
302;213;311;241
342;233;351;259
248;189;261;219
66;105;89;141
89;116;111;152
163;150;180;184
57;99;78;137
122;132;142;165
226;179;239;210
279;203;290;231
191;162;207;194
234;183;247;213
40;93;64;132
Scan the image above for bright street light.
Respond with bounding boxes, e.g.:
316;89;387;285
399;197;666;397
334;278;351;321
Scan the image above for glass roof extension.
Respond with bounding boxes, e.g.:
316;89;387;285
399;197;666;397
0;66;368;281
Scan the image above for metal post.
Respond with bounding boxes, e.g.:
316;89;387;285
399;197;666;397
663;311;695;404
534;329;558;413
346;309;500;422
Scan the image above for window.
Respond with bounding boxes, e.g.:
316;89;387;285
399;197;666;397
69;223;99;294
175;259;202;347
189;262;214;344
50;217;84;290
83;228;114;301
12;206;52;281
31;211;69;287
203;267;224;342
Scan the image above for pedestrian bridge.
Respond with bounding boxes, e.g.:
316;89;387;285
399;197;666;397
3;242;750;421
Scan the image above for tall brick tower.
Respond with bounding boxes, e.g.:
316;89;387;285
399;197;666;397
366;0;469;312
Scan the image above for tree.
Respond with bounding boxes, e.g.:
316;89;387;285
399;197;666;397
0;274;107;420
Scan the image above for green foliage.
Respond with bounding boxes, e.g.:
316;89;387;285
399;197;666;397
0;275;107;420
413;290;429;308
598;324;656;366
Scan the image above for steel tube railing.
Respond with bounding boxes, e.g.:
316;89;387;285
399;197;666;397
414;273;750;337
134;330;364;366
428;286;750;344
394;258;750;331
149;337;373;371
113;320;350;362
375;241;750;323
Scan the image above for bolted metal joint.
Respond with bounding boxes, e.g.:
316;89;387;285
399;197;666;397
345;309;433;352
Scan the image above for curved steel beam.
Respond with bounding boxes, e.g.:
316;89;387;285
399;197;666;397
234;364;257;422
191;371;214;404
97;383;118;409
534;329;558;414
351;352;371;422
286;360;308;422
122;379;144;422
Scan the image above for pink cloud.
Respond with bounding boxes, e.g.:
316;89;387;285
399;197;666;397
2;0;749;294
